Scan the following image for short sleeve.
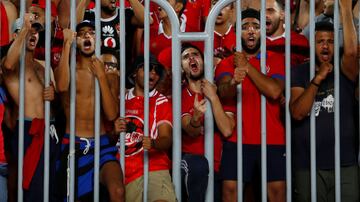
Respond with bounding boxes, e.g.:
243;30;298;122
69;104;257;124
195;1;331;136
215;55;234;82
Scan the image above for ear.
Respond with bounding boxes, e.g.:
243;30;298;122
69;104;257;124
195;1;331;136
175;2;183;13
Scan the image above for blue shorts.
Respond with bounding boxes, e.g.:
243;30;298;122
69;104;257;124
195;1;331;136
56;134;118;201
220;142;286;182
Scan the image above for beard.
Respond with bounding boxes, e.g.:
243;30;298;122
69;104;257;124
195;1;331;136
241;38;261;55
266;19;280;35
101;5;116;15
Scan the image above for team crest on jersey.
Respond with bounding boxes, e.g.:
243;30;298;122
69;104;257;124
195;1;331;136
124;115;144;157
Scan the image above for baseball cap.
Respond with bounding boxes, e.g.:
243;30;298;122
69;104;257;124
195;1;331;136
128;54;165;85
76;20;95;32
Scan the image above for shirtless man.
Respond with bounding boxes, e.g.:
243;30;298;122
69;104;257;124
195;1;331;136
1;13;57;202
55;20;124;201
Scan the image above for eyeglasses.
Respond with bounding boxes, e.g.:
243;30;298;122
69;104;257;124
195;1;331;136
77;30;96;37
104;62;118;69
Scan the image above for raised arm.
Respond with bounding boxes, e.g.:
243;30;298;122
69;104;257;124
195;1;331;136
3;13;33;71
90;57;119;121
76;0;92;25
201;79;235;138
340;0;358;81
181;93;205;138
290;63;333;120
54;28;76;92
128;0;153;26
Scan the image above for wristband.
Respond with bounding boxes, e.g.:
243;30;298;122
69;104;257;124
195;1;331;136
311;79;320;88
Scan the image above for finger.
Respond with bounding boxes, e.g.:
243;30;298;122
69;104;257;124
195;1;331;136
199;99;206;105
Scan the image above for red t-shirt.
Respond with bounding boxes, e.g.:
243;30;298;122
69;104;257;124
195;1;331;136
121;88;172;184
0;2;10;46
181;86;224;172
141;14;202;57
214;25;236;58
215;51;285;145
183;0;210;31
266;31;309;66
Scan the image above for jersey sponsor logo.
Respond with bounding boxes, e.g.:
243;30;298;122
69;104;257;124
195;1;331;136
102;25;114;35
104;37;116;48
124;115;144;157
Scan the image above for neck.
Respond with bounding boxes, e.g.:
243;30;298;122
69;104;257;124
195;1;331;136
268;26;284;38
215;23;231;35
101;10;116;19
134;84;145;97
77;55;93;69
25;51;34;62
246;49;260;58
188;78;202;93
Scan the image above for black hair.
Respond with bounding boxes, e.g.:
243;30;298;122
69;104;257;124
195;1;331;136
181;43;204;60
242;8;260;21
275;0;285;10
315;21;334;32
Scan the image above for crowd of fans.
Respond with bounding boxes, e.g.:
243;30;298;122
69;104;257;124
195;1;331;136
0;0;359;201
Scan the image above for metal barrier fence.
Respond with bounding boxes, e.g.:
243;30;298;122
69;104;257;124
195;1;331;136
10;0;359;201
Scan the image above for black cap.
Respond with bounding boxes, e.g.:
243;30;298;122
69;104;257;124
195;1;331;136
76;20;95;32
128;54;165;85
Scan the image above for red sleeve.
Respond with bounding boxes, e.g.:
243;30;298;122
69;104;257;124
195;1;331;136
156;97;173;127
214;55;234;81
268;52;285;80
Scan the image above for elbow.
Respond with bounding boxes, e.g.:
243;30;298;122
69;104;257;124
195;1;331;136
3;60;14;71
220;123;235;138
269;87;283;101
290;107;306;121
56;82;69;93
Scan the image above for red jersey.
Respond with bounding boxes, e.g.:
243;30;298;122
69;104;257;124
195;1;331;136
214;25;236;58
266;31;309;66
121;88;172;184
0;2;10;46
215;51;285;145
141;14;201;57
183;0;210;31
181;86;225;172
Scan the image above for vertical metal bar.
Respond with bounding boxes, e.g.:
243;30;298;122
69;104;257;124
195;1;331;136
119;0;126;175
235;0;243;201
260;0;267;201
43;0;51;201
204;1;234;201
94;0;101;201
150;0;181;199
69;0;77;201
333;0;340;201
18;0;26;201
309;0;317;200
143;0;150;201
284;0;292;201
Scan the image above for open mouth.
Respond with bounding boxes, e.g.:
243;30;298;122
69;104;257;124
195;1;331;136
83;40;92;50
266;21;271;30
190;62;199;72
29;37;37;46
247;37;255;46
320;51;330;61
